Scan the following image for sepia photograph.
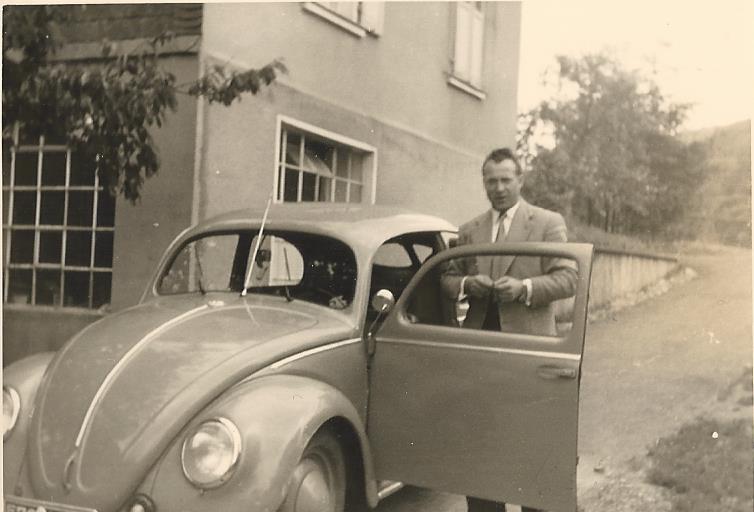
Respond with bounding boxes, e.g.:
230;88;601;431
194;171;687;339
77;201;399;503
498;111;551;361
2;2;752;512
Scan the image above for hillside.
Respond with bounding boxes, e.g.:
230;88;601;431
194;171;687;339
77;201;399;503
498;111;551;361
682;120;751;246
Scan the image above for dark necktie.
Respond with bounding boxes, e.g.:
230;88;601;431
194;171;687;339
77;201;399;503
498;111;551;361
494;210;507;242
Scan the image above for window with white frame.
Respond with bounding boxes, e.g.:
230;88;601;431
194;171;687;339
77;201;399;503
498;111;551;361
276;122;373;204
452;1;485;90
2;130;115;309
303;2;384;37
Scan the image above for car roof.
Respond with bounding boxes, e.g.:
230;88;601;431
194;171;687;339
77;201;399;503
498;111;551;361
183;203;457;252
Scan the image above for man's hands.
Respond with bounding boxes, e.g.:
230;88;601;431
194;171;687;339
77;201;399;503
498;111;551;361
492;276;525;303
464;274;525;303
464;275;495;298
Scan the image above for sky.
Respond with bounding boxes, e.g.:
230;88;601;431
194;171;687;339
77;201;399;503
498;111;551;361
518;0;754;130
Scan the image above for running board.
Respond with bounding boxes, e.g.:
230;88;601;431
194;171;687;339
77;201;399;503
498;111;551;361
377;480;404;500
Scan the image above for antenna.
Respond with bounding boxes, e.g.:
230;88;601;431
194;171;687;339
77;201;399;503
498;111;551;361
241;194;273;296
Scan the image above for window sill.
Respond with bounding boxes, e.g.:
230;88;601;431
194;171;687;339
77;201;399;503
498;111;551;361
3;303;109;315
303;2;367;38
447;75;487;100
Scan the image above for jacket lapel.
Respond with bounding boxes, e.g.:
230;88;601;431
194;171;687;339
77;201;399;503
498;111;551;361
473;211;495;275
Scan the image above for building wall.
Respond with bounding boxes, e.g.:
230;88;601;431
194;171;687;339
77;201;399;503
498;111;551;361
198;2;521;224
109;55;200;310
198;82;486;225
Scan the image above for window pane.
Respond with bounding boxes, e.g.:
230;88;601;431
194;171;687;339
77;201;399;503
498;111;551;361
2;190;9;224
10;229;34;263
40;191;65;225
350;153;364;183
68;191;94;226
92;272;112;308
36;268;61;305
39;231;63;263
70;153;97;186
306;139;334;170
350;184;362;203
301;173;316;202
66;231;92;267
94;231;114;268
470;11;484;86
374;242;412;267
2;145;11;185
64;271;90;307
44;130;66;145
12;191;37;225
454;3;472;80
7;269;32;304
14;152;39;186
284;169;299;202
318;176;332;202
18;128;41;146
285;132;301;165
96;190;116;228
335;151;349;178
335;180;347;202
41;152;67;186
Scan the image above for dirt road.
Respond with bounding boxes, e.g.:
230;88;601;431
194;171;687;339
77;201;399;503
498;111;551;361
377;246;753;512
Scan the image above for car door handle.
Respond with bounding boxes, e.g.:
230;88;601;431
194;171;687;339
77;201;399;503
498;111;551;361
537;365;578;380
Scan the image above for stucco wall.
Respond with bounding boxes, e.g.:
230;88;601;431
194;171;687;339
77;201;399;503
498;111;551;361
198;81;492;226
2;309;103;365
200;2;521;157
109;55;200;310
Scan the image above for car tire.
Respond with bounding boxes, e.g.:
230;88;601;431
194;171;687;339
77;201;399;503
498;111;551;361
279;426;347;512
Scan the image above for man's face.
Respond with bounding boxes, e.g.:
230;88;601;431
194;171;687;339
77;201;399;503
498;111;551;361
483;158;523;212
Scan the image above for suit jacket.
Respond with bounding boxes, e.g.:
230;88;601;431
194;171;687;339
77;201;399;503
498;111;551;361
442;200;577;336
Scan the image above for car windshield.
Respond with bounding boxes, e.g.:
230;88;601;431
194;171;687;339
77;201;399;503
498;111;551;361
157;230;357;309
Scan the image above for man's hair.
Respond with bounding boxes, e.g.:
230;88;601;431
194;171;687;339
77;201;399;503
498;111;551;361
482;147;522;176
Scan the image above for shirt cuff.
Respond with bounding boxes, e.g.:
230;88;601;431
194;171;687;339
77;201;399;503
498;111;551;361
522;278;532;306
458;276;469;301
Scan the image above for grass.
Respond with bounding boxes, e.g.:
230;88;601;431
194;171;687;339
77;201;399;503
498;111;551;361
568;220;673;255
646;417;753;512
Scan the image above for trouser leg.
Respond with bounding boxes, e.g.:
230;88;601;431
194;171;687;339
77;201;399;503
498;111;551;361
466;498;544;512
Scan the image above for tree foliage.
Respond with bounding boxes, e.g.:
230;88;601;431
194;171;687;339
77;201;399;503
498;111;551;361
2;5;286;202
518;53;704;238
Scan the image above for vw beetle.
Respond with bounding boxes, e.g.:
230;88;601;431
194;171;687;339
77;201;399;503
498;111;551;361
3;204;593;512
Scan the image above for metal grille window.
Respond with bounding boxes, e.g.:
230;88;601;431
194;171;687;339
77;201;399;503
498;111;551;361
2;131;115;309
277;127;368;204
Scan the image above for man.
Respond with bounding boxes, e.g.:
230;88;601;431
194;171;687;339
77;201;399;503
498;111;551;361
442;147;577;511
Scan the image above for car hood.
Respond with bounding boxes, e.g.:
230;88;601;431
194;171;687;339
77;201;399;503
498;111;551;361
27;294;356;510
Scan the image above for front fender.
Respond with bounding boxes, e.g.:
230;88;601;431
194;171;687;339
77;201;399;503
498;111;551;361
149;374;377;512
3;352;56;495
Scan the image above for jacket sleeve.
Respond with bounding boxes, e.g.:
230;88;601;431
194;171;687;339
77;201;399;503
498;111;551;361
440;230;474;300
529;212;578;307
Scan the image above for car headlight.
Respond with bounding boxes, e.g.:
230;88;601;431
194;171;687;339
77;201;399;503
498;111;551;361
3;386;20;441
181;417;242;488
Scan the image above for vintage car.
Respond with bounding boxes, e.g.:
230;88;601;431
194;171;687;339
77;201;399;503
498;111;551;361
3;204;593;512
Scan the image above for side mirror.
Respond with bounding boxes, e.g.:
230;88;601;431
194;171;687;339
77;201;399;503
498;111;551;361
371;289;395;314
368;289;396;356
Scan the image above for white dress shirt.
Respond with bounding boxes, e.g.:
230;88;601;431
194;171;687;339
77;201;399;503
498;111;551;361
491;200;521;242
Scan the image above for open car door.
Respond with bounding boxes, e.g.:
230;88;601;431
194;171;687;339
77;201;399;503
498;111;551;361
367;242;593;512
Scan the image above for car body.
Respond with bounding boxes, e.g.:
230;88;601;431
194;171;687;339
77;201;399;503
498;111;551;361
3;204;594;512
